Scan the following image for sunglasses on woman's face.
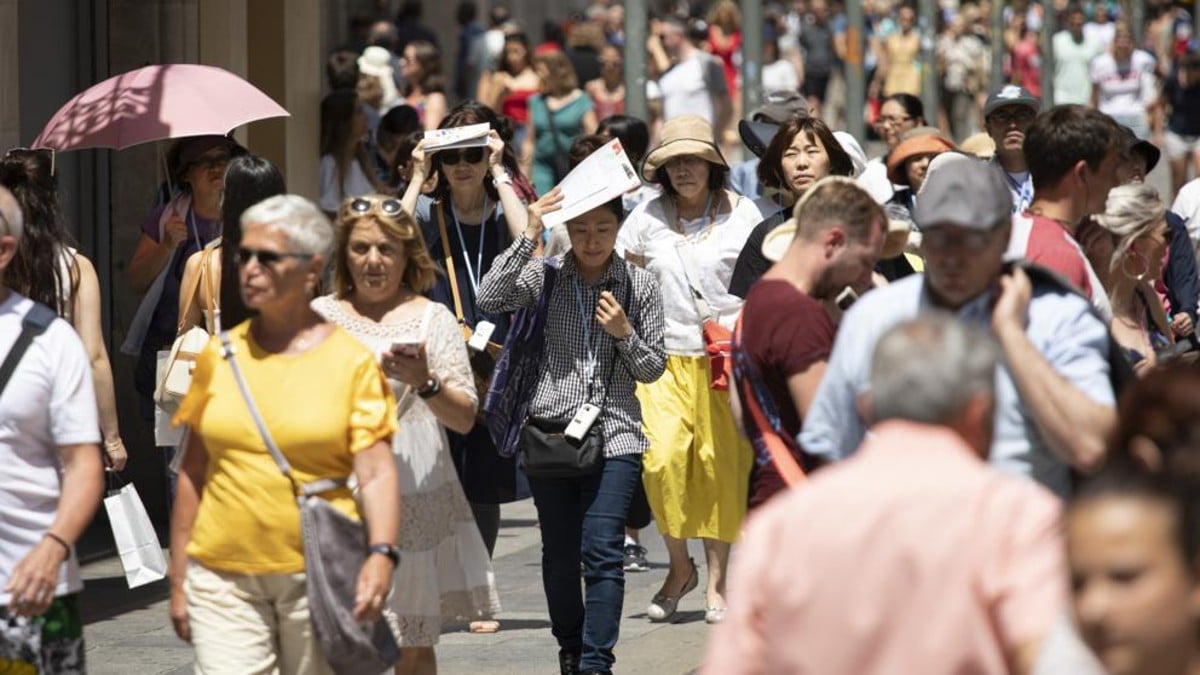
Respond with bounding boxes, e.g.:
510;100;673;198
235;246;314;267
349;197;404;217
437;147;486;166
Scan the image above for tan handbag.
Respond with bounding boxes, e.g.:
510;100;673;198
154;248;219;414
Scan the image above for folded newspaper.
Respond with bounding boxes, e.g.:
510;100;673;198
424;122;490;151
541;138;641;228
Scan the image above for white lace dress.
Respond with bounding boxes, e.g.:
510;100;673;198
312;296;501;646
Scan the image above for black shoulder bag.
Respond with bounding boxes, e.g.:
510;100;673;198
543;96;573;184
521;268;635;479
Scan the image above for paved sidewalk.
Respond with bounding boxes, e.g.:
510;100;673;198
80;500;712;674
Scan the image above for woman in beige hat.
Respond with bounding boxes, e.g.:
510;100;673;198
617;115;760;625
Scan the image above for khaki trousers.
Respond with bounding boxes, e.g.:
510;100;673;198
185;561;333;675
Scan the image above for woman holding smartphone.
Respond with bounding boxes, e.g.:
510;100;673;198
313;195;500;675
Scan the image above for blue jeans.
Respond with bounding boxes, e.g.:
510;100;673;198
528;453;641;674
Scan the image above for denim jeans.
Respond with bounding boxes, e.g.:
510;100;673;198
528;453;641;674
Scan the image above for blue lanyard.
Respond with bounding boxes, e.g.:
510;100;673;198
1004;171;1034;212
450;195;490;296
574;279;601;390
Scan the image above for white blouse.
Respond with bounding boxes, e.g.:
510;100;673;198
617;192;760;355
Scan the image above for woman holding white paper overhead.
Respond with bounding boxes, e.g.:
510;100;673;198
400;102;532;634
617;115;759;626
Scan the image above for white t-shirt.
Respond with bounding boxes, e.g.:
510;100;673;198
1171;177;1200;266
318;155;376;213
617;193;760;354
1053;31;1103;105
657;52;727;124
1090;50;1157;118
0;292;98;605
762;59;800;96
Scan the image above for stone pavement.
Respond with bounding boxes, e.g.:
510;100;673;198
79;499;712;674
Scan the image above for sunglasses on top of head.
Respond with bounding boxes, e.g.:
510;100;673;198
436;147;486;166
348;196;404;217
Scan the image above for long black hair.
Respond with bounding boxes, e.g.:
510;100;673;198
0;149;78;317
219;155;286;327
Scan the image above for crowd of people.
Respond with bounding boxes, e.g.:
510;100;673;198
6;1;1200;674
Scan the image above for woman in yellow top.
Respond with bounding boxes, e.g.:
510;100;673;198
877;5;923;98
167;194;401;674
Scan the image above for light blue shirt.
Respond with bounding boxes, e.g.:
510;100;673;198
799;274;1115;498
729;159;762;199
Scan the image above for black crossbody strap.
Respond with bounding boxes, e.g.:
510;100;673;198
0;302;57;399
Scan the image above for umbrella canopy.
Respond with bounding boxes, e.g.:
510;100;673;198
32;64;289;151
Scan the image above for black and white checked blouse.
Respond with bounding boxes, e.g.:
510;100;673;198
477;235;667;457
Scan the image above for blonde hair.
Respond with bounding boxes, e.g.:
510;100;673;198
1093;183;1167;273
333;195;440;296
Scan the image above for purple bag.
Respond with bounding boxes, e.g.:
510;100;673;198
484;259;560;458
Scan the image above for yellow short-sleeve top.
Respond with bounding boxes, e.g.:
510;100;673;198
174;322;398;575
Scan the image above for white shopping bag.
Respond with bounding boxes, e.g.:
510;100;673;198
103;482;168;588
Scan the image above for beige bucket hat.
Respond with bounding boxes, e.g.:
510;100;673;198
641;115;728;183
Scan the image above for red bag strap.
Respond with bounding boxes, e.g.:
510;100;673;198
734;313;806;487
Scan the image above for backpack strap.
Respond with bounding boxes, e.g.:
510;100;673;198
0;302;57;399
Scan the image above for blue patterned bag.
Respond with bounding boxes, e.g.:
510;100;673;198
483;259;560;458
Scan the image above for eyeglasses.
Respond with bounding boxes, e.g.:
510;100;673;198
876;115;914;127
348;196;404;217
437;148;486;166
3;147;56;176
234;246;314;267
921;227;996;252
987;110;1036;126
188;153;231;172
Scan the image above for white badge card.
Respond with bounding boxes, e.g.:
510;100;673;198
565;403;602;442
468;320;497;351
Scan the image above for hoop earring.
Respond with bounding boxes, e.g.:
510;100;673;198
1122;250;1149;281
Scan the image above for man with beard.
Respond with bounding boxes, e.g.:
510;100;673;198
732;177;885;509
984;85;1039;214
801;160;1115;498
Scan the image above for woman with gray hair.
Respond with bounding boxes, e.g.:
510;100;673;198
168;195;401;673
1088;183;1175;373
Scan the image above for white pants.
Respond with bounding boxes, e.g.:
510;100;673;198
185;561;333;675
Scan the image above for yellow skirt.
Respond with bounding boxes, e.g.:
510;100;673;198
638;355;753;543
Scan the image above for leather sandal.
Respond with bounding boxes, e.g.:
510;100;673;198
646;559;698;622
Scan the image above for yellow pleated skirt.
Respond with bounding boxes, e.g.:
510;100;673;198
637;355;753;543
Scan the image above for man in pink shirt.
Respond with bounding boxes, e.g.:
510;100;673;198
1007;105;1121;322
703;315;1067;675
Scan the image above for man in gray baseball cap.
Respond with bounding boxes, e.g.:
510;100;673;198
983;85;1040;214
801;158;1116;499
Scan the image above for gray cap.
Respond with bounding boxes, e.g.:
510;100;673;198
913;158;1012;230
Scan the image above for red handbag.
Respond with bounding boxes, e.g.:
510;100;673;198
703;319;733;391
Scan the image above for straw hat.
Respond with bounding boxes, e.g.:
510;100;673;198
641;115;728;183
761;211;910;263
886;134;956;185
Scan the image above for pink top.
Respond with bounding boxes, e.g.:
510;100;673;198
702;421;1066;675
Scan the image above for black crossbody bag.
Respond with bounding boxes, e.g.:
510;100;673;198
520;269;634;479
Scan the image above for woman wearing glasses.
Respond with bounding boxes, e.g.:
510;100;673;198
169;195;400;673
859;94;926;203
401;103;530;633
126;135;241;426
0;148;128;470
313;195;499;674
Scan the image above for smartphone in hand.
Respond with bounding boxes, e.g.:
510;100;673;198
391;342;423;358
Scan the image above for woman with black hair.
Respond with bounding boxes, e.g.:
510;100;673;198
478;186;666;675
597;115;658;213
176;155;287;334
0;148;127;470
727;115;856;298
400;101;533;634
860;93;927;201
126;135;240;426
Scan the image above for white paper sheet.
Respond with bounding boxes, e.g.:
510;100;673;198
541;138;641;228
423;122;490;151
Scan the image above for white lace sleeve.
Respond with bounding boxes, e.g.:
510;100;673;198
427;302;477;408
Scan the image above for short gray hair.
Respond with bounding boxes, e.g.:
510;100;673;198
869;314;998;426
240;194;333;257
0;186;23;240
1093;183;1167;274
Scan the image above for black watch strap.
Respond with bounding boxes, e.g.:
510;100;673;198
368;543;401;566
417;375;441;399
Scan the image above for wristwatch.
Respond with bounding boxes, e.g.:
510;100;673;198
491;167;512;185
368;543;401;567
417;374;442;399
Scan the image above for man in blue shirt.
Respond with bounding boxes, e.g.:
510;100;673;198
800;159;1115;497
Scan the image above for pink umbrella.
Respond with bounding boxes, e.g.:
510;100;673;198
32;64;289;151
